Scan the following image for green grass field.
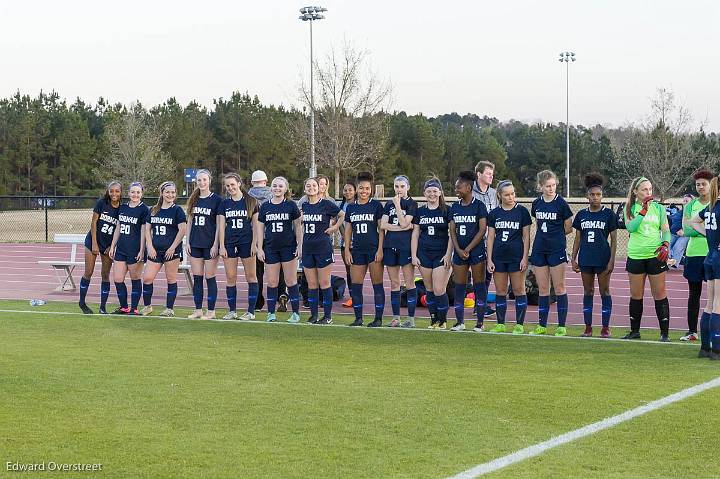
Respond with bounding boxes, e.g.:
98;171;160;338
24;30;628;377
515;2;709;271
1;299;718;478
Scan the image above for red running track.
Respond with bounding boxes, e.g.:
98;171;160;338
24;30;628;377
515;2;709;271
1;243;701;330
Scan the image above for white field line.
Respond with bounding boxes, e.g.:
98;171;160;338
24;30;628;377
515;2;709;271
447;375;720;479
0;309;700;346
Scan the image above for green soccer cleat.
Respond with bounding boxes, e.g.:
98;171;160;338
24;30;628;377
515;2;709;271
512;324;525;335
554;326;568;337
488;323;506;333
530;325;547;335
266;313;277;322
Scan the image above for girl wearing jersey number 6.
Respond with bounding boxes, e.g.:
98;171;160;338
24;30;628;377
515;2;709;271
486;180;531;334
622;177;671;341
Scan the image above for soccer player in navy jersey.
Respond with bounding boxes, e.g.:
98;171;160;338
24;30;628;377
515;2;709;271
301;177;344;324
381;175;418;328
571;174;617;337
79;181;121;314
257;177;303;323
344;172;386;327
449;171;488;331
141;181;187;317
218;173;260;321
109;182;151;315
486;180;531;334
412;178;454;329
529;170;574;336
338;180;357;306
185;169;223;320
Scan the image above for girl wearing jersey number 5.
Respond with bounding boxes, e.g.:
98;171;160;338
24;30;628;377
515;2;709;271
623;177;671;341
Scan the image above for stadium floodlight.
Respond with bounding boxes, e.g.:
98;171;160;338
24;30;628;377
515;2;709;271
558;51;577;197
299;5;328;178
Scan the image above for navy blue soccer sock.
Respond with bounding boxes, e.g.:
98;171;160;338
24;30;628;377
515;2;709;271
601;295;612;328
436;293;449;323
373;283;385;321
130;279;142;309
406;288;417;318
192;275;204;309
79;277;90;305
115;281;128;308
711;313;720;352
206;277;218;311
351;283;364;321
142;282;153;307
557;293;568;327
267;286;278;314
538;295;550;327
583;294;593;326
100;281;111;310
426;291;437;319
288;284;300;314
390;290;401;317
474;282;487;323
515;295;527;325
247;282;259;314
166;283;178;309
454;283;466;324
322;287;333;319
309;288;320;318
226;285;237;312
700;311;711;350
495;294;507;324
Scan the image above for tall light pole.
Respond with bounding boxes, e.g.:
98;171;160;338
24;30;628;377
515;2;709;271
559;51;576;197
299;6;327;178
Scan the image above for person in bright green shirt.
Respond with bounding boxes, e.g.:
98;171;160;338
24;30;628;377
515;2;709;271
622;177;671;341
680;170;713;342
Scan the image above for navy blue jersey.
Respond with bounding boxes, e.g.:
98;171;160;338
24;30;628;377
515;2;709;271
701;204;720;253
345;199;385;253
487;204;532;263
259;199;301;250
413;205;451;252
91;198;120;249
383;197;418;250
189;193;223;248
302;199;341;255
450;198;488;250
572;207;617;268
220;196;257;246
150;204;187;251
531;195;574;253
117;202;151;253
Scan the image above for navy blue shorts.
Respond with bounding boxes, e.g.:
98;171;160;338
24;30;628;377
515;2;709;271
351;251;377;265
580;265;607;275
84;232;111;256
383;248;412;267
115;249;142;265
452;248;487;266
226;242;252;259
302;252;334;269
264;247;296;265
704;252;720;281
418;250;446;269
190;246;213;260
684;256;706;283
530;250;568;267
493;260;521;273
147;249;182;264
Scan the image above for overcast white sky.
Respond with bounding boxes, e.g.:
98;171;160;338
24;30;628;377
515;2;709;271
1;0;718;130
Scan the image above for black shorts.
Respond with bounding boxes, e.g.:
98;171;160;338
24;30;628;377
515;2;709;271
147;249;182;264
683;256;706;283
625;257;668;275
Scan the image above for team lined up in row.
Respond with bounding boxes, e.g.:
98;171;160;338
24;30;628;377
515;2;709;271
75;161;720;355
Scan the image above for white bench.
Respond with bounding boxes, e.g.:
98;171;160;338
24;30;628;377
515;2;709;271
38;233;86;292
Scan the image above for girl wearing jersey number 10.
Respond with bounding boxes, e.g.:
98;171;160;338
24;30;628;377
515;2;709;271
622;177;671;341
344;172;386;327
218;173;260;321
412;178;454;329
301;177;344;324
529;170;574;336
256;177;303;323
486;180;531;334
571;174;617;338
185;169;223;320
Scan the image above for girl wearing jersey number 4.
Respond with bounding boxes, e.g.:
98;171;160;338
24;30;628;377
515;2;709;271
623;177;671;341
571;174;617;337
529;170;574;336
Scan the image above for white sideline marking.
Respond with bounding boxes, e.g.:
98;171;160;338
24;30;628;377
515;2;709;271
447;376;720;479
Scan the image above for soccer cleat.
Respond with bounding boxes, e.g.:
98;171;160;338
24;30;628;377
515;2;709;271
554;327;568;337
581;326;593;337
159;308;175;317
316;317;333;325
659;334;670;342
622;331;641;340
112;307;130;315
427;321;438;330
287;312;301;323
450;322;466;332
238;312;255;321
529;325;547;335
512;324;524;335
473;324;485;332
203;310;216;320
484;306;496;318
222;311;238;320
79;303;94;315
277;294;289;312
600;327;611;338
348;319;364;327
367;319;383;328
680;332;699;341
266;313;277;322
140;305;153;316
128;308;139;316
401;319;415;328
307;315;319;324
709;350;720;361
342;298;353;308
488;323;506;333
389;317;400;328
698;348;712;359
99;307;108;315
188;309;204;319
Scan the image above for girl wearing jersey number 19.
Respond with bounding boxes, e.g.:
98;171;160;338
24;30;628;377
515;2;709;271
622;177;671;341
486;180;531;334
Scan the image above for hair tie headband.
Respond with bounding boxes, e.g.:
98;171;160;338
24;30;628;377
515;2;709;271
129;181;144;191
497;180;513;190
424;179;442;190
395;175;410;186
159;181;175;192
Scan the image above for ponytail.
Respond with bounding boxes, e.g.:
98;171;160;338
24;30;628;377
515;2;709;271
711;177;719;210
625;176;648;221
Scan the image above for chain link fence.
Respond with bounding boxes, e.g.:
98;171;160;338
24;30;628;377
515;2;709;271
0;195;684;258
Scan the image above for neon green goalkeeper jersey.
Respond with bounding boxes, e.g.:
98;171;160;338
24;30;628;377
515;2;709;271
624;201;666;260
684;198;709;257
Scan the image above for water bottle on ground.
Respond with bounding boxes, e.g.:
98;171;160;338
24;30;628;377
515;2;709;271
29;299;47;306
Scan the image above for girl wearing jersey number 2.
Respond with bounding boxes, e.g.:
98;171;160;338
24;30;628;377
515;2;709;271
571;174;617;337
622;177;671;341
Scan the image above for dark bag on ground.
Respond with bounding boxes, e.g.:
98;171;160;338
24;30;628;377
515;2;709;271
299;272;347;301
508;267;556;306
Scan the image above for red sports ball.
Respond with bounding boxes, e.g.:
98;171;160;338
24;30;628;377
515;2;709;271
420;294;427;307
